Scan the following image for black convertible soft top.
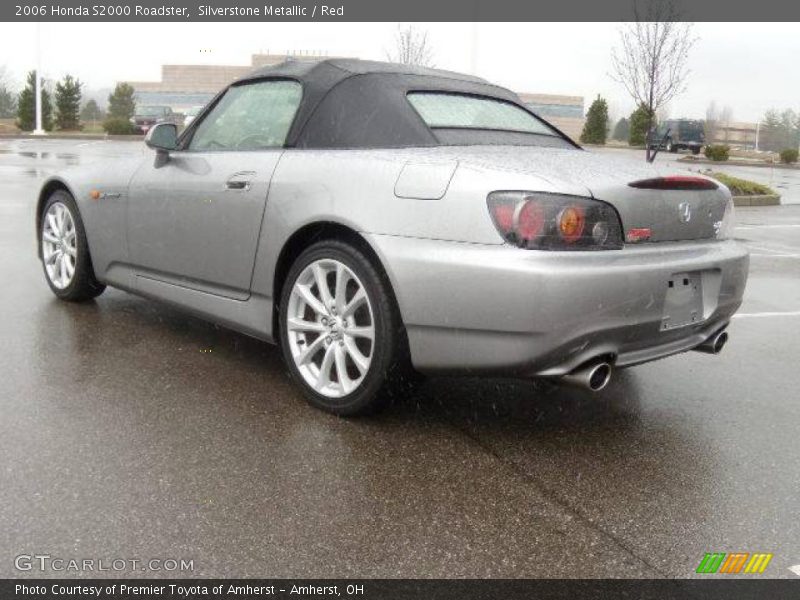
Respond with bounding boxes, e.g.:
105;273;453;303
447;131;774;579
184;58;575;150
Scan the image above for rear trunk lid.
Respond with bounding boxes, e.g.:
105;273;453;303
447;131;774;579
452;146;730;243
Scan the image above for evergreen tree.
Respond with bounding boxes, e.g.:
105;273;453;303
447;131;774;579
16;71;53;131
55;74;82;130
107;83;135;120
628;103;654;146
758;109;800;153
760;109;781;152
0;66;15;118
612;117;630;141
780;109;799;151
579;95;609;145
0;85;15;118
80;99;104;124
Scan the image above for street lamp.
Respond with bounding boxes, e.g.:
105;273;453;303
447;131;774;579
33;22;45;136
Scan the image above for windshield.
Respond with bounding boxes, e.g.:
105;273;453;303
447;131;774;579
679;121;704;138
408;92;558;136
137;106;169;117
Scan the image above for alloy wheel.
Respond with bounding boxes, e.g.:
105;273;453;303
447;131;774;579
42;202;77;289
286;258;375;398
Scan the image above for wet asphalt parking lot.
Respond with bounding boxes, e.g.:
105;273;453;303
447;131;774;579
0;138;798;578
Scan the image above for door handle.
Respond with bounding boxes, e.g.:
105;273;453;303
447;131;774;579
226;180;250;191
225;171;255;192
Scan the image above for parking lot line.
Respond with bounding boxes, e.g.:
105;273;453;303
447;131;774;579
750;253;800;258
744;243;800;256
736;224;800;229
733;311;800;318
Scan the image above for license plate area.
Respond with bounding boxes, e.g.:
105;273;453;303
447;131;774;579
661;271;704;331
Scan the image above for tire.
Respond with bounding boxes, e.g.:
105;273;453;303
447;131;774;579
278;240;406;416
39;190;106;302
692;147;701;155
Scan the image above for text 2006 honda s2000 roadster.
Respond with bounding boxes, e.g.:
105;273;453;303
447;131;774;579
36;59;749;414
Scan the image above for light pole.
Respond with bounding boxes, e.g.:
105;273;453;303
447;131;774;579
33;22;45;135
754;120;760;152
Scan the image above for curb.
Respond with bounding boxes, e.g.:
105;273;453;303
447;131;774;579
679;157;799;170
0;133;144;142
732;194;781;207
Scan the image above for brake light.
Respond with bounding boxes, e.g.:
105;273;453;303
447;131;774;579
628;176;718;191
518;199;546;240
487;192;623;250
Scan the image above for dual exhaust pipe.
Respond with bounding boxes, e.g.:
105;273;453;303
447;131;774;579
692;329;729;355
558;328;729;393
561;361;613;393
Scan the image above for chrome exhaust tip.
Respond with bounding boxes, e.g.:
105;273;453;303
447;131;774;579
693;330;729;355
561;361;613;392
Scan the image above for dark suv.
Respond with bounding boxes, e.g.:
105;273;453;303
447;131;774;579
131;105;180;134
648;119;705;154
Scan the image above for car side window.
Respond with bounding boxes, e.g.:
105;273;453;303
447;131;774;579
189;80;302;151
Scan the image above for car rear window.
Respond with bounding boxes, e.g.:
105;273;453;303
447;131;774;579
407;92;558;137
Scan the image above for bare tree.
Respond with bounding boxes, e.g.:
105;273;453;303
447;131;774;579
705;101;720;144
719;105;733;143
610;0;696;160
386;25;434;67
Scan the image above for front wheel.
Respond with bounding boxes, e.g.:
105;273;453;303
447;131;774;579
279;240;404;415
39;190;105;302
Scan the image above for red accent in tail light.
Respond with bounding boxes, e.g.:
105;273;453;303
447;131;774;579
517;200;546;240
625;228;651;243
491;200;515;234
628;176;718;191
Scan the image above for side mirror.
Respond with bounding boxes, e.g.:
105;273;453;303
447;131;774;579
145;122;178;152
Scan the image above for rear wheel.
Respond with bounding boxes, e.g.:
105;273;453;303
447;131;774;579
40;190;105;302
279;240;404;415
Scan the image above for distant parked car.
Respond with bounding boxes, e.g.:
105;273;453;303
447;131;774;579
183;106;205;127
130;105;179;134
648;119;705;154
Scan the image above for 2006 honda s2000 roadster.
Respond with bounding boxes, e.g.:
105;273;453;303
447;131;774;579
36;59;749;414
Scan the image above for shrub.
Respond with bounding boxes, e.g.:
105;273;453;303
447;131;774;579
779;148;798;164
704;145;730;161
710;172;776;197
102;117;136;135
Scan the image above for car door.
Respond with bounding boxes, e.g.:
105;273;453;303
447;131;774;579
127;79;302;298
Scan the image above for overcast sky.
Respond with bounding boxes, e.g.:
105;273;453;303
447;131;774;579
0;22;796;122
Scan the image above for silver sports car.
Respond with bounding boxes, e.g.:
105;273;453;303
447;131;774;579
36;59;749;414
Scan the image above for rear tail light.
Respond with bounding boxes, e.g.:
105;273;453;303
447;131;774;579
628;176;718;191
487;192;623;250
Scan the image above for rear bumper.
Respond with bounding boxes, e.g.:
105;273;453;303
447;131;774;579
365;234;749;376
